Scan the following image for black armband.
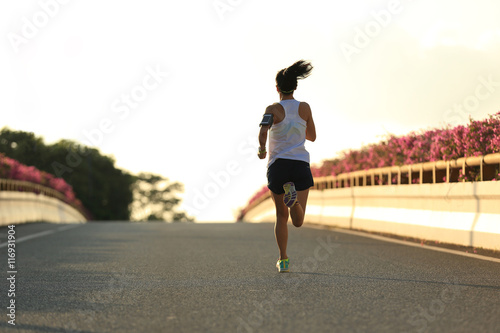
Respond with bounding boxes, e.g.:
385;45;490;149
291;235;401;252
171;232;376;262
259;113;274;127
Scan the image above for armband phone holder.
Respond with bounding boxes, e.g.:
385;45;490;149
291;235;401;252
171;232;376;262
259;113;274;127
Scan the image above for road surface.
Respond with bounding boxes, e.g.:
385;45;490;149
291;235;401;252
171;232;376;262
0;222;499;332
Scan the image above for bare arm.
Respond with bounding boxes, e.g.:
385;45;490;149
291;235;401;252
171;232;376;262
300;102;316;142
306;114;316;142
258;125;269;160
258;105;279;159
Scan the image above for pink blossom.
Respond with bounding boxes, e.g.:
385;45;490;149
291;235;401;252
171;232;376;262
0;153;80;207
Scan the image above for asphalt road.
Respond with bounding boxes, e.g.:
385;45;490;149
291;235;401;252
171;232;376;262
0;222;499;333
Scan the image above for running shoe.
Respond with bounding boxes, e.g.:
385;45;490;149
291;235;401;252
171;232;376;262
283;182;297;208
276;258;290;273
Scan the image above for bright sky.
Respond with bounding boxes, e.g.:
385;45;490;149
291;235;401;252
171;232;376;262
2;0;500;222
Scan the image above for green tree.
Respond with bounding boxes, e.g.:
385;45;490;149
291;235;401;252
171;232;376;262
47;141;135;220
0;127;190;221
0;128;47;167
130;172;193;222
0;128;134;220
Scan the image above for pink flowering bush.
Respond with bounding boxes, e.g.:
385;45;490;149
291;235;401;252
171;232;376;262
312;112;500;177
240;112;500;219
0;153;83;210
237;185;270;220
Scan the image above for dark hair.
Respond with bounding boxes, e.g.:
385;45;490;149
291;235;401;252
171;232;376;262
276;60;313;94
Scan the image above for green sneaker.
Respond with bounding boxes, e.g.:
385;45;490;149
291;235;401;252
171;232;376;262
276;258;290;273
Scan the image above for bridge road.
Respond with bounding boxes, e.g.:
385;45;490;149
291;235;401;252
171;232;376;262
0;222;499;333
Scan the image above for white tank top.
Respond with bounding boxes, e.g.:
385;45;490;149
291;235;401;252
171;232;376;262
268;99;310;168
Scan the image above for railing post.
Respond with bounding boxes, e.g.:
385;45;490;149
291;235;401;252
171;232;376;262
432;163;436;184
446;161;450;183
480;156;484;181
420;164;423;185
462;158;466;183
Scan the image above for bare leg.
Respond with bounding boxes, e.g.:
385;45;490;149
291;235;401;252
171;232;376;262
271;192;289;260
289;189;309;228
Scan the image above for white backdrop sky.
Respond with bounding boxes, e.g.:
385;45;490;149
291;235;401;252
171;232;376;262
1;0;500;221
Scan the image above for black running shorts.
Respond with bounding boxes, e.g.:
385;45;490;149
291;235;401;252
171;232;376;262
267;158;314;194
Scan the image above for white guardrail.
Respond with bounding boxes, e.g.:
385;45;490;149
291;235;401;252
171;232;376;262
243;153;500;251
0;179;87;226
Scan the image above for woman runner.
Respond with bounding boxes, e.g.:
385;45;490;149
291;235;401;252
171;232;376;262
258;60;316;272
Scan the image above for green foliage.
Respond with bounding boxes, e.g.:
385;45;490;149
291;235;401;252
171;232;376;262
131;172;193;222
0;129;47;167
0;127;189;221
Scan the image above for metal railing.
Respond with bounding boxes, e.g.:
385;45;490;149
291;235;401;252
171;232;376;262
313;153;500;190
243;153;500;215
0;178;90;220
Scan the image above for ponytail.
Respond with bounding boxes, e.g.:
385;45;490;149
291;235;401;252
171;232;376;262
276;60;313;94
